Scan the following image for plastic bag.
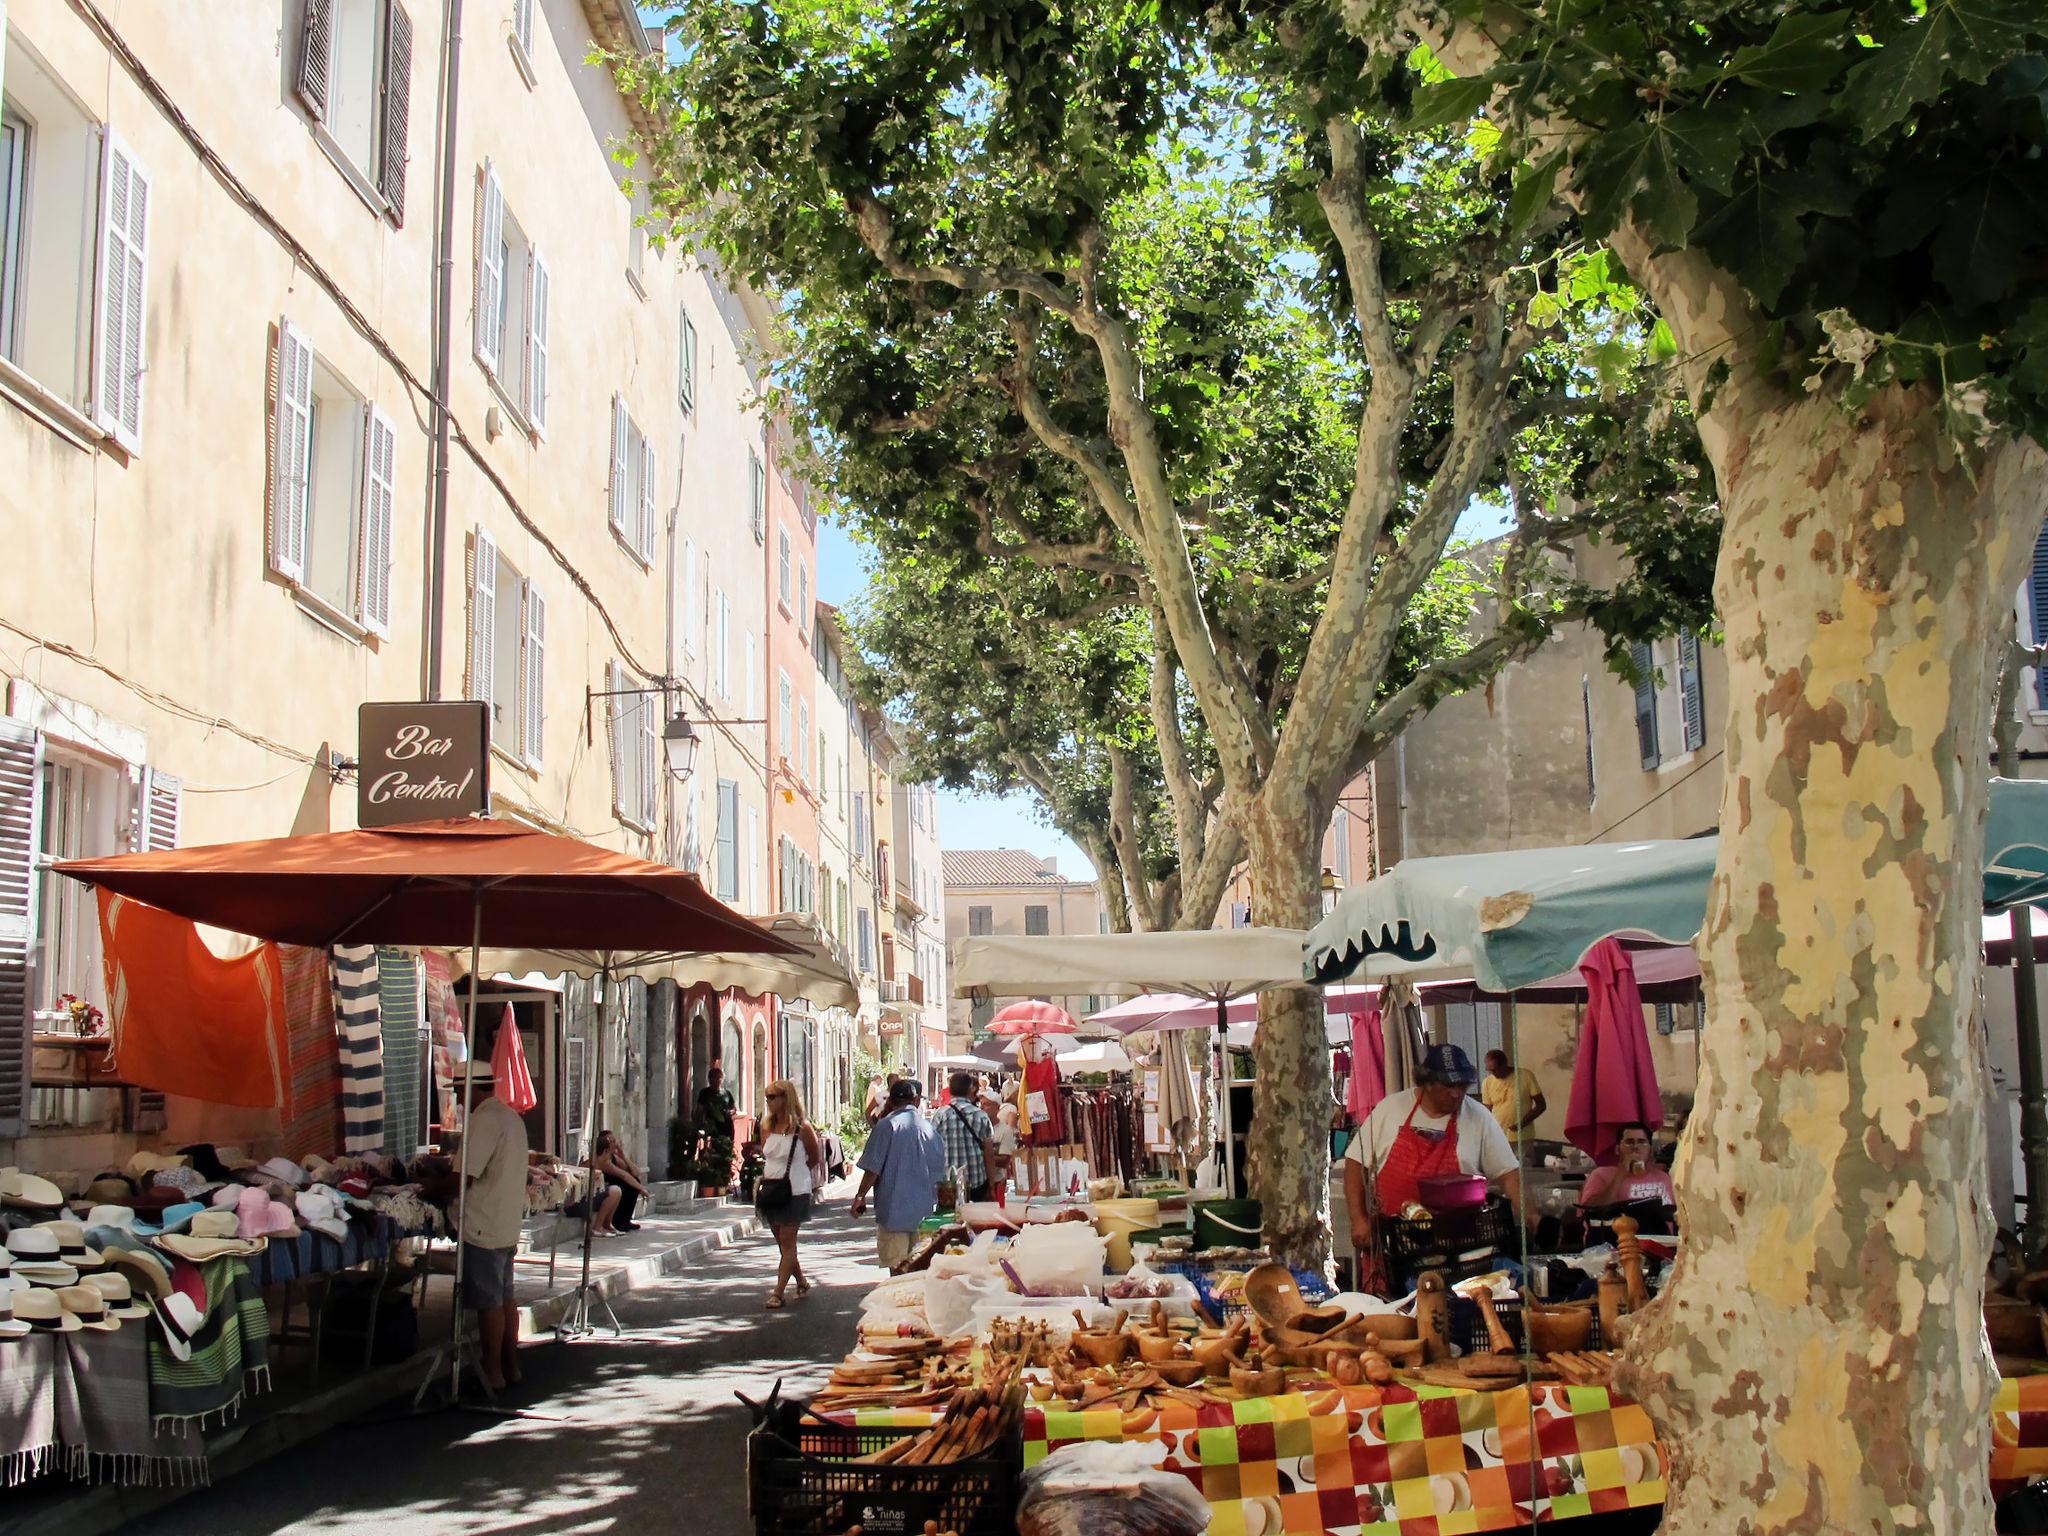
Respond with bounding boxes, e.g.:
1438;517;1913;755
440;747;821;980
859;1276;930;1314
855;1306;931;1340
1100;1265;1201;1324
929;1228;1005;1279
925;1272;1011;1337
1017;1441;1211;1536
1006;1221;1109;1295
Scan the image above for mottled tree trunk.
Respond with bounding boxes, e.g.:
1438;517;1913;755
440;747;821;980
1621;390;2046;1535
1244;799;1336;1273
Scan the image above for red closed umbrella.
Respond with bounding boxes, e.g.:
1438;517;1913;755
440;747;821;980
490;1003;538;1113
987;999;1078;1035
1566;937;1665;1163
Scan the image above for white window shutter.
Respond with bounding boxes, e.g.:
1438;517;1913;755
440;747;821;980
638;685;658;828
470;526;498;712
378;2;413;220
359;406;397;637
0;718;41;1138
608;396;630;540
522;250;550;434
295;0;333;120
523;584;546;766
513;0;535;54
683;539;698;657
639;437;657;560
678;311;697;410
94;132;150;454
270;319;315;582
475;164;505;370
606;660;628;820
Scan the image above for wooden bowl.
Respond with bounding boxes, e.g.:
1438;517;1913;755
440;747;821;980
1987;1298;2046;1358
1135;1330;1185;1364
1244;1263;1309;1330
1070;1330;1133;1369
1230;1362;1287;1397
1526;1303;1595;1354
1153;1359;1205;1386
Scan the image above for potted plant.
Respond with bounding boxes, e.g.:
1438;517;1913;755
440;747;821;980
697;1135;735;1199
739;1140;764;1201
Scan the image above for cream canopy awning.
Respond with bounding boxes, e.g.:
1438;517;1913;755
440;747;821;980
950;927;1312;1003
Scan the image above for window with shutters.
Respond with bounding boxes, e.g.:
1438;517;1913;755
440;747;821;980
606;396;656;564
778;528;792;609
467;535;544;767
714;778;739;902
749;450;767;543
778;672;793;763
798;701;811;781
472;167;548;434
1025;905;1050;937
1582;675;1597;808
714;588;731;697
1627;635;1707;772
678;310;698;411
0;44;154;443
605;661;658;833
2025;519;2048;711
508;0;538;85
30;748;119;1021
293;0;413;223
968;905;992;936
269;322;395;640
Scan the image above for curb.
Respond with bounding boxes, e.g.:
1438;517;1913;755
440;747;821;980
521;1206;762;1335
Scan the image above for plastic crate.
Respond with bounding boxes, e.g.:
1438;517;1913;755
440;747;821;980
1153;1255;1332;1325
1378;1199;1517;1289
1449;1295;1605;1354
748;1399;1021;1536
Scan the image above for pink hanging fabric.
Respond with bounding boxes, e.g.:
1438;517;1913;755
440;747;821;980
490;1002;538;1112
1346;1003;1387;1120
1566;938;1665;1163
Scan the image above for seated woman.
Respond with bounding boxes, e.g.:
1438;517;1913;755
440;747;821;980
1577;1122;1677;1217
592;1130;653;1234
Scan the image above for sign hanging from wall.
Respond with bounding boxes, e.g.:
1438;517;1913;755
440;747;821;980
357;702;490;827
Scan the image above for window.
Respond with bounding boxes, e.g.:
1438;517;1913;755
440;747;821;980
466;528;545;764
1025;905;1049;937
472;163;549;432
778;837;815;913
1582;676;1597;807
563;1034;585;1145
778;672;793;761
682;539;698;658
294;0;413;221
1630;635;1706;771
971;994;993;1032
270;321;395;637
744;631;759;719
32;751;119;1021
1677;630;1706;752
798;701;810;781
509;0;537;73
1327;806;1349;883
798;564;809;636
715;779;738;902
968;905;992;936
677;309;698;411
623;178;648;293
1;44;153;448
749;449;766;542
857;908;874;973
714;589;730;696
1628;642;1660;770
778;528;792;608
1440;1000;1504;1066
607;395;654;561
745;805;761;910
605;661;657;831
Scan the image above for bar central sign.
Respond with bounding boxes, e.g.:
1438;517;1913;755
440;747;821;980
357;702;490;827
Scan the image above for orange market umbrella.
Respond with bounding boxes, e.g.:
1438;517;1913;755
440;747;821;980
987;999;1078;1035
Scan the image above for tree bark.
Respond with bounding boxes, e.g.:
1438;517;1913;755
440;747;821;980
1243;793;1337;1273
1619;387;2047;1536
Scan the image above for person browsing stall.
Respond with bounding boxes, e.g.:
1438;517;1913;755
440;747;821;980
457;1078;530;1393
1343;1044;1524;1234
935;1071;998;1202
850;1079;948;1270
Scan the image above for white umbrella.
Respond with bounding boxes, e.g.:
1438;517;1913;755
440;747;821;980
1057;1039;1135;1075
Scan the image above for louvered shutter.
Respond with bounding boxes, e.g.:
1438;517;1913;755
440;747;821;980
639;437;658;561
94;132;151;454
1678;630;1706;751
715;780;738;901
638;684;658;829
1629;641;1659;769
678;312;697;410
474;164;505;370
607;660;629;820
270;320;315;582
0;720;39;1136
378;1;412;220
2030;521;2048;709
513;0;535;53
526;251;550;434
608;396;630;540
295;0;333;120
522;585;545;766
359;406;397;637
682;539;698;656
1582;676;1597;807
469;526;497;714
127;763;176;1132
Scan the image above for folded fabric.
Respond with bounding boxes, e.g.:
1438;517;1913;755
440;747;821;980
99;892;290;1110
147;1257;270;1430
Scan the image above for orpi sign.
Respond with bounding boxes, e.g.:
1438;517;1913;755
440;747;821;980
357;702;490;827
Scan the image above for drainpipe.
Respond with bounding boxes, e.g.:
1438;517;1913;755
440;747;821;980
422;0;464;701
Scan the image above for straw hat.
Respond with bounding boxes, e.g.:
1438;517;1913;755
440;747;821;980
155;1209;266;1262
0;1288;28;1340
105;1246;172;1301
83;1271;152;1320
234;1187;300;1242
257;1157;308;1188
0;1169;63;1211
33;1221;105;1270
14;1289;79;1333
131;1201;207;1237
57;1284;120;1332
84;1176;137;1206
4;1227;77;1285
124;1151;189;1180
85;1205;140;1233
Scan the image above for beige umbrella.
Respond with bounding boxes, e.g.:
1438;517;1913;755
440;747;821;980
1154;1032;1202;1184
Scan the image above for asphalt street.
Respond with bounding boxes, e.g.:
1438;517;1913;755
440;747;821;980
124;1204;877;1536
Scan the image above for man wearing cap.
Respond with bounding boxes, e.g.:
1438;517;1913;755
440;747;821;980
849;1079;948;1270
1343;1044;1524;1241
456;1078;530;1393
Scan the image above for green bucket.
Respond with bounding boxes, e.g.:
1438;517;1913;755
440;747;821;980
1192;1198;1263;1251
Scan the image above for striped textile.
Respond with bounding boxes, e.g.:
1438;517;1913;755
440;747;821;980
278;945;342;1159
422;951;467;1128
378;949;425;1156
330;944;385;1154
147;1259;270;1437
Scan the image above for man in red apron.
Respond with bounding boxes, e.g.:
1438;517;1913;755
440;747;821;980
1342;1044;1524;1291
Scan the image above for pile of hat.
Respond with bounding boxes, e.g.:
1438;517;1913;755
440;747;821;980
0;1173;156;1342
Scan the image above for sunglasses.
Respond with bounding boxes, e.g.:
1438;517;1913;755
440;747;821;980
766;1092;786;1101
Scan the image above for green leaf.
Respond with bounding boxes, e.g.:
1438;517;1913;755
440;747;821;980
1931;174;2025;309
1509;150;1566;236
1841;10;1956;133
1658;108;1744;196
1694;174;1811;309
1409;75;1492;130
1725;10;1857;94
1527;290;1566;329
1574;122;1656;240
1649;318;1678;360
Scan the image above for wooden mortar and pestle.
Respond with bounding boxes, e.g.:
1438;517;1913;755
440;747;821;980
1193;1316;1252;1377
1230;1347;1288;1398
1522;1292;1596;1354
1472;1289;1516;1355
1134;1301;1195;1364
1069;1309;1133;1369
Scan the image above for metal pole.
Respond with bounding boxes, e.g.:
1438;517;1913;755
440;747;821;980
562;962;622;1337
1994;643;2048;1257
422;0;463;700
448;894;482;1399
1216;994;1233;1197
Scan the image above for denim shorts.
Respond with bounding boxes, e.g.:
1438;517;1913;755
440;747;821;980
461;1243;515;1309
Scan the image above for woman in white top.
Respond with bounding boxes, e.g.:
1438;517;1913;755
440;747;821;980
754;1078;826;1310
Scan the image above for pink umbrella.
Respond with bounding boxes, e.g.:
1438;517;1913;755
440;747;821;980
987;999;1078;1035
1346;1002;1387;1120
1566;938;1663;1163
490;1002;538;1113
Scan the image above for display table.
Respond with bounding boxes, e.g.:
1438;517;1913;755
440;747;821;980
1993;1373;2048;1498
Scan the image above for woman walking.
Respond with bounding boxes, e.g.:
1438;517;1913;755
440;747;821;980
756;1079;826;1310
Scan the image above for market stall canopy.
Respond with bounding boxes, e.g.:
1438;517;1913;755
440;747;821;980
1058;1040;1135;1074
461;910;856;1007
1986;906;2048;967
1988;778;2048;911
55;817;799;960
952;927;1310;1002
1088;983;1381;1035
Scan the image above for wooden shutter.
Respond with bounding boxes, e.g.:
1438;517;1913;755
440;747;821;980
638;684;658;828
359;406;397;637
133;768;181;853
270;319;315;582
526;251;550;435
0;720;40;1137
378;0;413;220
678;311;697;410
608;396;630;540
1629;641;1659;770
94;132;151;454
2030;521;2048;709
749;451;765;541
639;436;658;561
475;164;505;370
522;584;545;765
778;529;791;605
1582;676;1596;807
1678;630;1706;751
295;0;334;121
606;660;629;820
469;525;497;711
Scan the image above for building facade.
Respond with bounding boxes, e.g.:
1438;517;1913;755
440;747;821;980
942;850;1108;1042
0;0;784;1173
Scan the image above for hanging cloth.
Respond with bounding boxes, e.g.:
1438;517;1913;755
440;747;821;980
277;945;342;1158
491;1002;538;1112
376;949;425;1155
99;892;290;1110
1347;1001;1387;1121
330;944;385;1154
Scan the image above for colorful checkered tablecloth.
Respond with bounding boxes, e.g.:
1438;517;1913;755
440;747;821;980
1992;1372;2048;1497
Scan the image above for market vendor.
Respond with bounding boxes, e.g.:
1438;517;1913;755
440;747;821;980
1343;1043;1524;1234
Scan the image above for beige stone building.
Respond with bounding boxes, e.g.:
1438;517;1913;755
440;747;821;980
943;850;1109;1043
0;0;778;1172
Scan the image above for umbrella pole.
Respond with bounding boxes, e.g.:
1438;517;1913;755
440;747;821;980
449;899;483;1400
1216;994;1234;1198
562;961;623;1338
2014;908;2048;1265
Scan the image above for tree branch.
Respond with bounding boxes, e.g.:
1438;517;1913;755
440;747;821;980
1106;744;1166;932
846;190;1078;317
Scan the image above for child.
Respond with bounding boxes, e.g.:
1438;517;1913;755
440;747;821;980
989;1099;1021;1194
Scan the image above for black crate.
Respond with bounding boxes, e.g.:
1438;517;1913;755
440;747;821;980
748;1399;1022;1536
1378;1199;1517;1289
1449;1295;1607;1354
